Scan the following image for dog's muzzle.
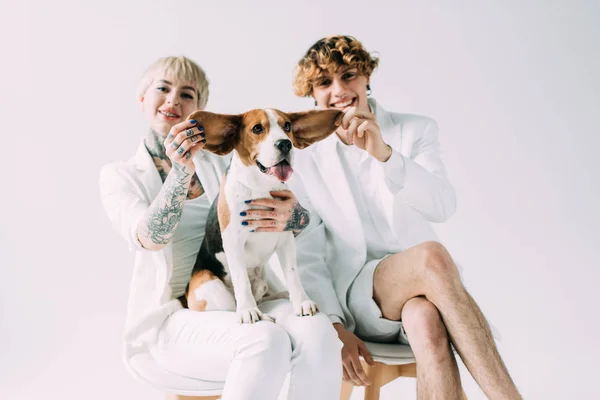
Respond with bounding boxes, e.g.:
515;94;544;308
256;159;294;182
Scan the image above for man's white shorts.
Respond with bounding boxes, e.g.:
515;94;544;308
347;256;411;345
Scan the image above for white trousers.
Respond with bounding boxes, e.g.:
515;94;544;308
149;299;343;400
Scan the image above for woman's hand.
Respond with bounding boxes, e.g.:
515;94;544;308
164;119;207;171
241;190;310;233
341;107;392;162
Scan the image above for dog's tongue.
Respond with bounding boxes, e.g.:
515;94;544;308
269;161;294;182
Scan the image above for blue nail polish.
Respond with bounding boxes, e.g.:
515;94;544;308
189;119;197;124
240;212;247;216
250;230;255;232
201;139;206;143
200;132;205;137
244;200;251;204
242;221;249;226
197;126;204;131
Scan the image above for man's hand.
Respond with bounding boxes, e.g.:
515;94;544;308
340;107;392;162
334;323;375;386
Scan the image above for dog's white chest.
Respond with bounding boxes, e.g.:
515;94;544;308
244;232;281;267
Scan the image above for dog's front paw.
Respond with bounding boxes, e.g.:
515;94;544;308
237;307;275;324
292;299;319;317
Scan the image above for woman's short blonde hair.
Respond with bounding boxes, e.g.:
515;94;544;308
293;35;379;97
137;56;210;109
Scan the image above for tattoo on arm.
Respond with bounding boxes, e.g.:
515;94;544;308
284;202;311;234
139;163;192;246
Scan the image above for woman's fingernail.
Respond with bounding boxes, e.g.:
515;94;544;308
201;139;206;143
244;200;251;204
189;119;197;124
250;230;255;232
200;132;205;137
240;212;247;216
241;221;249;226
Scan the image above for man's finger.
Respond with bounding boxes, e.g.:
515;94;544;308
342;368;351;382
341;107;358;129
351;356;371;386
359;342;375;366
342;108;373;129
343;359;363;386
357;120;369;139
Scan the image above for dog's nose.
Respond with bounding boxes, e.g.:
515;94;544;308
275;139;292;154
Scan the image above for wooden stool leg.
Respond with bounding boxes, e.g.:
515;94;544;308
363;362;384;400
364;383;382;400
340;380;354;400
461;388;468;399
361;361;417;400
166;395;220;400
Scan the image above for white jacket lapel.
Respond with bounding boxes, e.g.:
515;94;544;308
369;99;402;238
134;141;164;203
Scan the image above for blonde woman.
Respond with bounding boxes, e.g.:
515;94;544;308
100;56;341;400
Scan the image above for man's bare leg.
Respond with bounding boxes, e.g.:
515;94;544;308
373;241;521;400
401;296;462;400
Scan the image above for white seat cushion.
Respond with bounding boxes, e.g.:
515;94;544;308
364;342;415;365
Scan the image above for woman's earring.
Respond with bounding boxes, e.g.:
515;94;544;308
367;84;372;96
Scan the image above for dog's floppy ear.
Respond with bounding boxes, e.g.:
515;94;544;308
288;110;343;149
186;111;242;155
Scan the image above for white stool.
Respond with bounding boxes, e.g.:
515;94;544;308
129;352;223;399
129;343;467;400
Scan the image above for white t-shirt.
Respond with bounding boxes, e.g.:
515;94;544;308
335;135;404;261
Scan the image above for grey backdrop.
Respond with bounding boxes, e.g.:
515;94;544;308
2;1;599;399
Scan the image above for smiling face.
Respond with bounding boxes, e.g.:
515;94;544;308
312;67;370;114
140;77;201;136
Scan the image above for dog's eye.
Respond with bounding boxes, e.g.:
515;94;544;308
283;122;291;132
252;124;264;134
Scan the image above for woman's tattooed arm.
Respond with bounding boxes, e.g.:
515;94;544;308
137;163;192;250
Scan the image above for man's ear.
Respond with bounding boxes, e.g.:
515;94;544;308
186;111;242;155
288;110;343;149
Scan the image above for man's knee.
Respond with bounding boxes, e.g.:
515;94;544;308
402;298;449;354
416;241;460;283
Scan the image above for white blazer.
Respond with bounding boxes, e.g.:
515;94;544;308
99;139;345;362
289;98;457;332
99;142;229;359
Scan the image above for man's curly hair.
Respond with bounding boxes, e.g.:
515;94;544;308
293;35;379;97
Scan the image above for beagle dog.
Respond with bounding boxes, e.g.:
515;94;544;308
184;108;342;323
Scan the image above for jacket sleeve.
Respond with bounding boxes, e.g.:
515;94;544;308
289;172;345;325
99;163;149;251
378;119;456;222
